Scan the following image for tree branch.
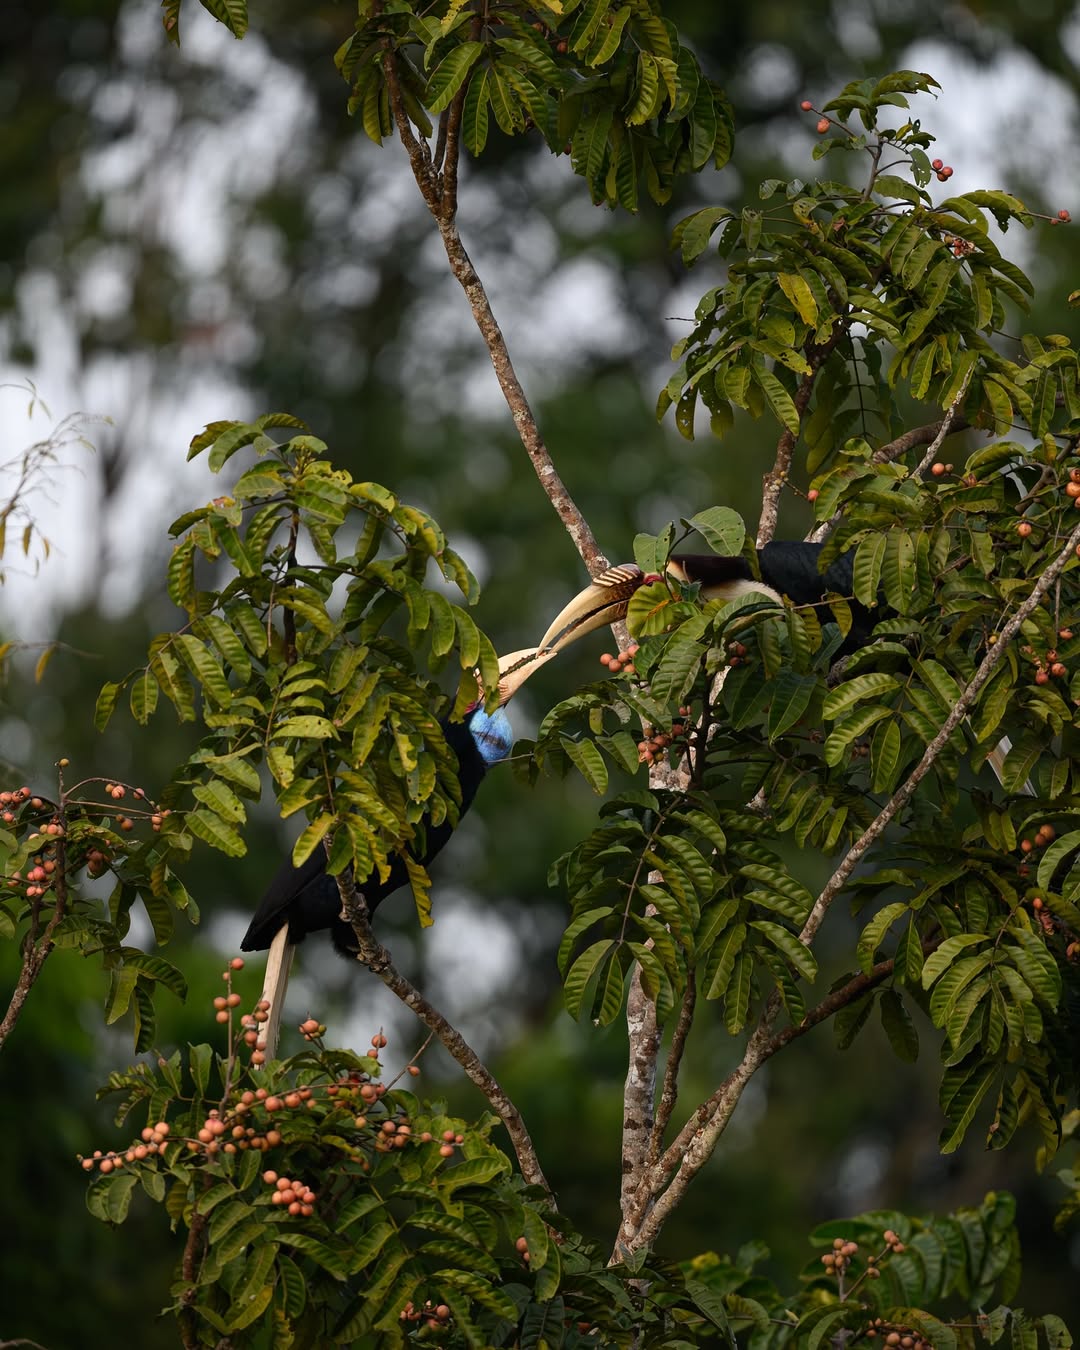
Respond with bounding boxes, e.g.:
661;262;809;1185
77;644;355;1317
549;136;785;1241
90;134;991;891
809;407;971;544
645;971;696;1165
337;873;551;1194
615;966;661;1249
0;835;69;1054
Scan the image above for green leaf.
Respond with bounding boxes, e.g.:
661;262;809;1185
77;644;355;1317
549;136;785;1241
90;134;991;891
879;988;919;1062
752;366;800;435
593;948;626;1025
750;920;817;981
856;901;909;974
186;808;246;857
922;933;989;988
869;717;902;793
425;41;484;114
95;681;122;732
823;672;900;720
767;670;817;741
777;271;819;326
852;533;885;609
560;736;608;794
564;939;617;1019
686;506;745;555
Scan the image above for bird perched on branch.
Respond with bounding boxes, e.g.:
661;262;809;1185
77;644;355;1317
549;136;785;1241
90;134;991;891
241;647;559;1055
242;648;556;958
535;544;874;656
536;543;1023;791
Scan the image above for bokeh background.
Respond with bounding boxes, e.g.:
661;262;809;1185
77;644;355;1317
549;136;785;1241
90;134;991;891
3;2;1080;1342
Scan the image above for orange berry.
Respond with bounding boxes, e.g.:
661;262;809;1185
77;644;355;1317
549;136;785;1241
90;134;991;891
816;117;829;133
931;463;946;477
1017;521;1032;537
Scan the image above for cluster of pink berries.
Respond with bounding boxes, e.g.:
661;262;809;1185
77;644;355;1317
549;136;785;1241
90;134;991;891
0;785;34;822
600;644;639;676
264;1171;317;1217
637;707;692;766
865;1324;935;1348
820;1237;861;1275
400;1300;451;1329
80;1121;171;1172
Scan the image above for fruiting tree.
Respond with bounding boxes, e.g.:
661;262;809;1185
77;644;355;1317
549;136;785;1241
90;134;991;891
1;1;1078;1345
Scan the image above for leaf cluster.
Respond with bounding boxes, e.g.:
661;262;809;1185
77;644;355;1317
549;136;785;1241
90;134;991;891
333;0;732;210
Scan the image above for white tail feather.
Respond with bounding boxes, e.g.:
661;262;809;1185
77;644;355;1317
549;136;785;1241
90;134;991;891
984;733;1035;797
256;924;295;1061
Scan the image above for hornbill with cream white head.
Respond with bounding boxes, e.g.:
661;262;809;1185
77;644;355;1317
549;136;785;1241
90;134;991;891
535;543;873;656
537;541;1022;791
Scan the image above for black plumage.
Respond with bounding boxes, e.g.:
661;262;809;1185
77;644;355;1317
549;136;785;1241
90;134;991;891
241;712;495;959
670;542;877;650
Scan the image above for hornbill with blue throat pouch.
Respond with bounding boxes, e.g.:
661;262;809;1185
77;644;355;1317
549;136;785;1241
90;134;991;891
242;645;559;1054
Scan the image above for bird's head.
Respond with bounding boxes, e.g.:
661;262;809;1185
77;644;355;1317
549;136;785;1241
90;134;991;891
534;554;777;653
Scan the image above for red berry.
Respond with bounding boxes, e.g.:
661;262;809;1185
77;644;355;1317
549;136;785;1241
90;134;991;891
800;100;813;111
807;487;819;502
1017;521;1032;537
1058;210;1071;223
816;117;829;134
931;158;943;171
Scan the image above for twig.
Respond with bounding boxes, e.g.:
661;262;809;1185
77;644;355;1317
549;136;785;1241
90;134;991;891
337;872;551;1194
809;414;972;544
762;938;941;1059
757;341;839;548
0;837;68;1053
645;972;696;1166
907;371;974;481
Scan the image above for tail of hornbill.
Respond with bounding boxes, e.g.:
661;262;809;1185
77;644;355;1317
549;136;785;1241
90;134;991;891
242;647;556;1055
536;543;1025;794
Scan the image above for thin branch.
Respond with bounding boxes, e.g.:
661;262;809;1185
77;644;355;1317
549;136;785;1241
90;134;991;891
0;835;68;1053
381;47;607;577
762;938;940;1059
907;371;974;481
799;516;1080;951
337;872;551;1194
623;517;1080;1250
809;413;971;544
757;340;839;548
380;47;439;210
645;972;696;1167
